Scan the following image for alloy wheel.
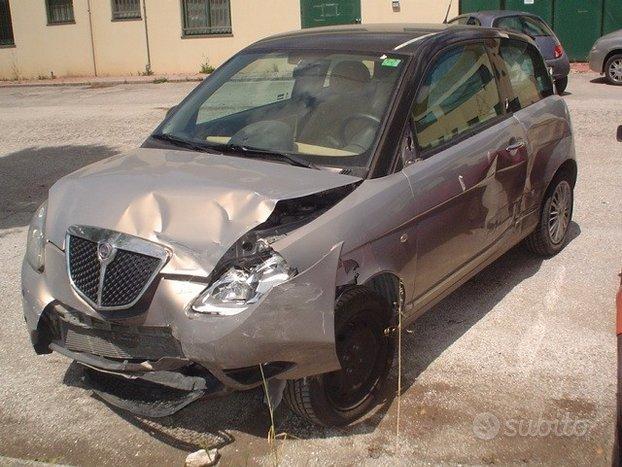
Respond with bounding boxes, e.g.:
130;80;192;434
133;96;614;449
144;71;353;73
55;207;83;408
548;181;572;245
609;58;622;83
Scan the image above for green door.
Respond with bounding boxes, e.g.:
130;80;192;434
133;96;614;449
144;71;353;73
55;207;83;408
554;0;603;60
460;0;502;12
300;0;361;29
505;0;553;25
603;0;622;35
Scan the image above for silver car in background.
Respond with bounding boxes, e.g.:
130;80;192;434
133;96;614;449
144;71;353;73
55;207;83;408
589;29;622;85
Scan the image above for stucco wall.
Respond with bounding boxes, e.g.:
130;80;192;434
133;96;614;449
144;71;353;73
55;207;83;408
146;0;301;75
0;0;457;80
90;1;147;76
0;0;94;79
362;0;457;23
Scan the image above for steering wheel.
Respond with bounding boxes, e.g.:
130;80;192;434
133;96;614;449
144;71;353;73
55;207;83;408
339;113;381;144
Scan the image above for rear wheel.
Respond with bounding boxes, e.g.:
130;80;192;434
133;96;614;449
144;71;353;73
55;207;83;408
555;76;568;94
525;174;574;257
284;287;394;426
605;54;622;85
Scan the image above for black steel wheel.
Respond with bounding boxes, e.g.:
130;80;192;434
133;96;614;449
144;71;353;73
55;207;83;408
284;287;394;426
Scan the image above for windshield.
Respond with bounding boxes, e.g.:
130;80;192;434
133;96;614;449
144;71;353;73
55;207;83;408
157;50;406;170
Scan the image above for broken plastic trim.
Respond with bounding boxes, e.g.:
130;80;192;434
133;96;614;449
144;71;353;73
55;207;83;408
84;366;225;418
206;182;359;286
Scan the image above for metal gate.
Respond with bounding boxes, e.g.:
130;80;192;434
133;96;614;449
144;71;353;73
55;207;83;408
459;0;622;60
554;0;603;61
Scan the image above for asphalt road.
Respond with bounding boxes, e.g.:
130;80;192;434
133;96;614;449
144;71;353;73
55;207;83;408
0;74;620;466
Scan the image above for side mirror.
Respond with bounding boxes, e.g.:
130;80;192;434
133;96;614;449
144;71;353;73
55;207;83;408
617;125;622;142
165;105;178;118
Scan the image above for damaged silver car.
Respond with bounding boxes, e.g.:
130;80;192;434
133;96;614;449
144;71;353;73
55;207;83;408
22;24;577;427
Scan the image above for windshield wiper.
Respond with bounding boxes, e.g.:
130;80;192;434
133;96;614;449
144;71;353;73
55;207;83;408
151;133;219;154
209;143;319;170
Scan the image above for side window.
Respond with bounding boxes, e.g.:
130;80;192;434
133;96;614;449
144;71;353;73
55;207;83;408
498;39;554;110
495;16;522;33
466;17;481;26
413;43;502;152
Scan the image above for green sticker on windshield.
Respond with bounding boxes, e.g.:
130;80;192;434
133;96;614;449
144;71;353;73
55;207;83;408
381;58;402;67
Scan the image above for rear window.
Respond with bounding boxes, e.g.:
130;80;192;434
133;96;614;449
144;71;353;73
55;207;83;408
521;16;552;36
494;15;552;37
449;16;481;26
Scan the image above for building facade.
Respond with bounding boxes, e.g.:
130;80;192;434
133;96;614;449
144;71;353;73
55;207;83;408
0;0;458;80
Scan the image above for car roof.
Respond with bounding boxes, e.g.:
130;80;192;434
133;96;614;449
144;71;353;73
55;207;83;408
464;10;542;21
245;23;521;55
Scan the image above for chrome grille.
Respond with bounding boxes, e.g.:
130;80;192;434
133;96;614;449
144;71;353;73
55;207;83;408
66;226;170;311
67;236;100;303
100;250;161;307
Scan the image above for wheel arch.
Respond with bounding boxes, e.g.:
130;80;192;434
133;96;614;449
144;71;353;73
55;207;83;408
362;271;401;320
549;158;577;191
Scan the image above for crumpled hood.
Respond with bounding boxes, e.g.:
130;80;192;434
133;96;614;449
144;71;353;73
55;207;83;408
46;148;360;276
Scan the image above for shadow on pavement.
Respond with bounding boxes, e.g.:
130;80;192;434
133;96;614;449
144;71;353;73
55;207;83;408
589;77;610;85
62;222;581;453
0;145;119;230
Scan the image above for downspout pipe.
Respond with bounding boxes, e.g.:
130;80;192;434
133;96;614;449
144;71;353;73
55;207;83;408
86;0;98;76
142;0;152;74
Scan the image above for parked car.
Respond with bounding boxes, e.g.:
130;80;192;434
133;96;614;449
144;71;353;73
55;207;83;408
589;29;622;85
22;24;577;427
448;10;571;94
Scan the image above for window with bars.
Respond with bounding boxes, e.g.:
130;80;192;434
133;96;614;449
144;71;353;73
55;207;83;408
112;0;141;20
0;0;14;46
46;0;75;24
182;0;231;37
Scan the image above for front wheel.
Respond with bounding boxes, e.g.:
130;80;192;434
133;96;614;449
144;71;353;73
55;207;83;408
525;175;574;257
555;76;568;94
605;54;622;85
284;287;394;426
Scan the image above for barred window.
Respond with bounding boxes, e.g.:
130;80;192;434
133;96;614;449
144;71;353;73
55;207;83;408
182;0;231;36
112;0;141;20
46;0;75;24
0;0;14;46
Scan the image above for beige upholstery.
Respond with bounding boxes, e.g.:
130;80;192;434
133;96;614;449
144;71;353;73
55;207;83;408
298;60;372;148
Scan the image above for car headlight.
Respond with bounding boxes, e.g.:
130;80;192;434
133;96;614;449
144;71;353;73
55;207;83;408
26;202;47;272
191;250;296;315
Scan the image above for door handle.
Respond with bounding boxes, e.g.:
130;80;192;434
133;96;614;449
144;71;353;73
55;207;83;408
506;139;526;153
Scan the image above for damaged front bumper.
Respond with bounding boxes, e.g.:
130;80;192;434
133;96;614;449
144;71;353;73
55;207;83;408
22;241;343;417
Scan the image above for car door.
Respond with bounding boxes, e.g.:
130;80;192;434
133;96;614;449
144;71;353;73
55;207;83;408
402;41;529;304
495;37;564;220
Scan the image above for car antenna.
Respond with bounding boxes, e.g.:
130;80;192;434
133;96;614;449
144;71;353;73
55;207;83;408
443;0;453;24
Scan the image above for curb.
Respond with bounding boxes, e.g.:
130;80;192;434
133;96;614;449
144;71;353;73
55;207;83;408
0;76;205;89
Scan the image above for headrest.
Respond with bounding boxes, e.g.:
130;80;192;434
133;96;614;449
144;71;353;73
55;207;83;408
329;60;371;93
